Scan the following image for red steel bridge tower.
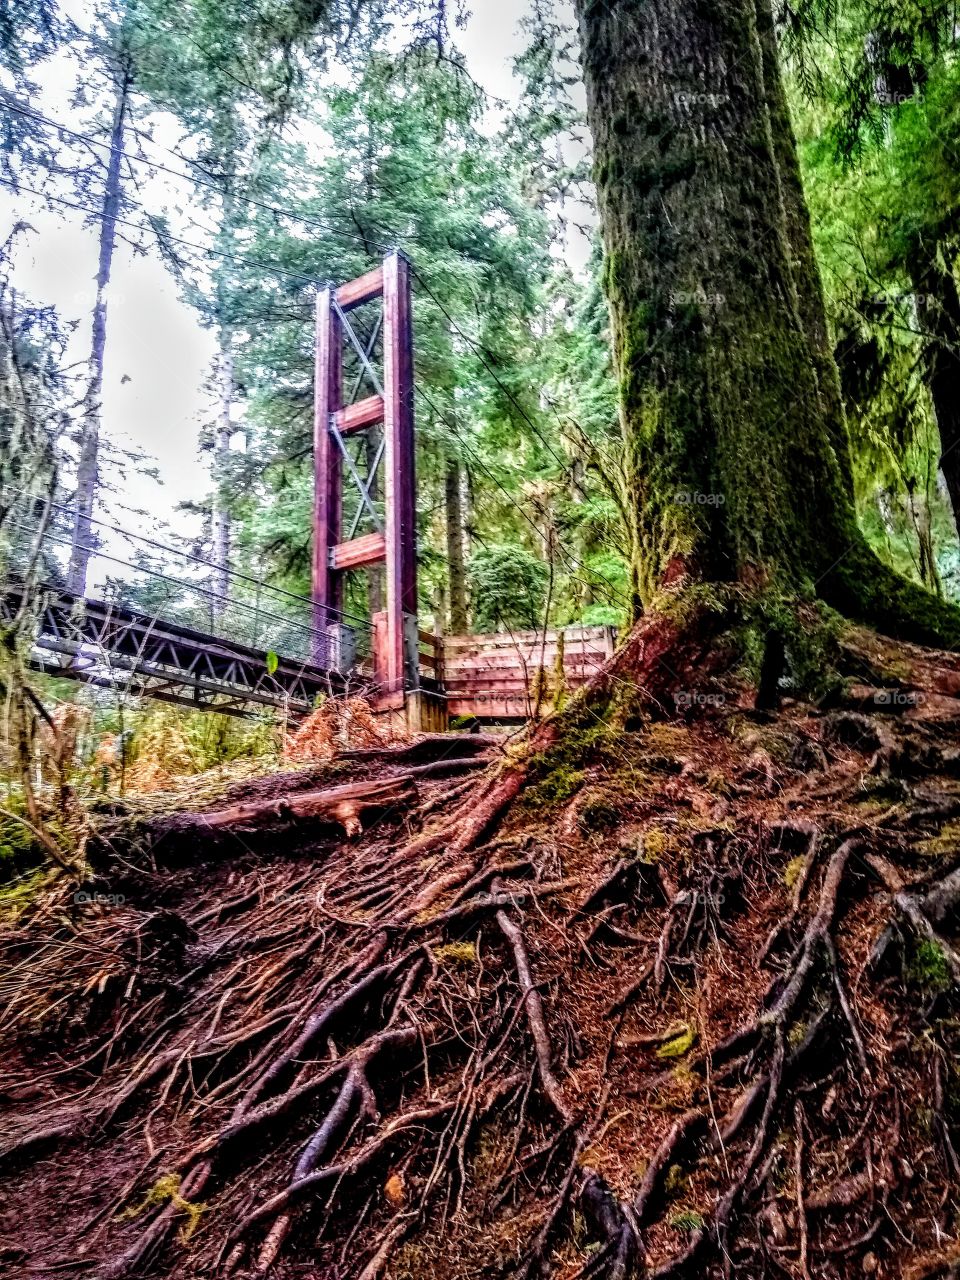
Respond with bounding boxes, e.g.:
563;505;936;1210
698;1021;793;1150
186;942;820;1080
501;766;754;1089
312;250;419;700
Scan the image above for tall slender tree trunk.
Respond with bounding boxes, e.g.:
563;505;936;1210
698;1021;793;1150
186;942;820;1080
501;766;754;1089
445;457;468;634
67;60;130;596
908;243;960;544
209;164;240;622
907;481;942;596
573;0;960;646
570;455;594;611
210;323;232;617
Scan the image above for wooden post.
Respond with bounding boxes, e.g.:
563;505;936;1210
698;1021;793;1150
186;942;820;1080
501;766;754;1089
312;284;343;641
371;610;389;690
383;250;417;693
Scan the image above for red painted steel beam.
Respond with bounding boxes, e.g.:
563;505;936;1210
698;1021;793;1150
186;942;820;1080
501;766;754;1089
312;254;419;695
335;393;384;435
330;531;387;571
383;250;417;692
336;265;384;312
313;285;343;632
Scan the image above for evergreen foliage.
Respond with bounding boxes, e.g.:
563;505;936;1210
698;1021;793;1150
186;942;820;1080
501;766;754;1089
6;0;960;699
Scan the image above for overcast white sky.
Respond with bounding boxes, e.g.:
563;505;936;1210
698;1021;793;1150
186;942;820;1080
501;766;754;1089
2;0;582;568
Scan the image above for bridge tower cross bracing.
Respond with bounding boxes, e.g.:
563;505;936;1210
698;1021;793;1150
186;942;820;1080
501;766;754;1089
312;250;419;697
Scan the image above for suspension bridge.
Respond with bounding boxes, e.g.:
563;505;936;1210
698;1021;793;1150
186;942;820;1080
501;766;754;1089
3;252;617;725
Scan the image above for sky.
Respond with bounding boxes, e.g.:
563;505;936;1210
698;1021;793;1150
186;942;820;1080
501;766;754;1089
2;0;584;577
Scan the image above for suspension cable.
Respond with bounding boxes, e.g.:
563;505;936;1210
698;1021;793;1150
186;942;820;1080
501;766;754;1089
4;485;371;629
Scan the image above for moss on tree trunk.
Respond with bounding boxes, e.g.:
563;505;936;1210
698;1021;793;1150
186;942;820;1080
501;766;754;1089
574;0;960;649
908;241;960;545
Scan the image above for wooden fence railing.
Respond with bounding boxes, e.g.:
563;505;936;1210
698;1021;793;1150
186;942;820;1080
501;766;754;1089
362;622;617;720
440;625;617;720
418;629;444;689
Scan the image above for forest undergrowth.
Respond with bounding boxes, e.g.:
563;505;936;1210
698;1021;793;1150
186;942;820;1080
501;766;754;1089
1;620;960;1280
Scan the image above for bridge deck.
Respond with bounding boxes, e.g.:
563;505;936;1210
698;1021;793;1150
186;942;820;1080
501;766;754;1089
5;586;616;725
5;587;349;717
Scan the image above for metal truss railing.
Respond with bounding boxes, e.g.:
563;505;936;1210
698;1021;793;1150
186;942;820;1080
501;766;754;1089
0;497;375;715
1;585;361;717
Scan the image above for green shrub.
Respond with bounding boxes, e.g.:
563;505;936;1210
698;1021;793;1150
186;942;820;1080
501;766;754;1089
467;545;549;632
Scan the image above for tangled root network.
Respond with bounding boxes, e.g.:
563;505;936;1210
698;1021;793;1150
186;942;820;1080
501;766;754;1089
2;624;960;1280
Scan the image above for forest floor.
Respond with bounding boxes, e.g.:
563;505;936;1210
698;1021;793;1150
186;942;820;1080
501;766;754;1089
1;622;960;1280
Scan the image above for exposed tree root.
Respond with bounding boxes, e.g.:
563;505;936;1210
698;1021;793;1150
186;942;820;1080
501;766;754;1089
3;610;960;1279
496;903;572;1125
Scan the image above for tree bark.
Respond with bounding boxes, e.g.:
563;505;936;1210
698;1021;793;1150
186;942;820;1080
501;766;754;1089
67;57;130;596
103;777;419;867
445;457;468;633
209;154;240;623
211;323;233;619
573;0;960;647
908;242;960;544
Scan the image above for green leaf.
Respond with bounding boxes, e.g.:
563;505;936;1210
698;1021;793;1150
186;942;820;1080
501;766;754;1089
656;1024;697;1059
266;651;279;675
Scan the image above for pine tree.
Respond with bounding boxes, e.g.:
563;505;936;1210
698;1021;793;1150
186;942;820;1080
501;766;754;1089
67;3;135;595
4;0;183;595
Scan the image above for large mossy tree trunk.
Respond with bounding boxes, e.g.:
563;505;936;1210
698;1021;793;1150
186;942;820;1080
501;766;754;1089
574;0;960;648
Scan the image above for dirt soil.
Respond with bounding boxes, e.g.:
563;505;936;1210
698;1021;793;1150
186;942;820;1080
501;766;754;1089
1;630;960;1280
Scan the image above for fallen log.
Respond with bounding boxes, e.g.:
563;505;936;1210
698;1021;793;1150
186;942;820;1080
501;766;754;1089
147;777;417;843
89;776;419;871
